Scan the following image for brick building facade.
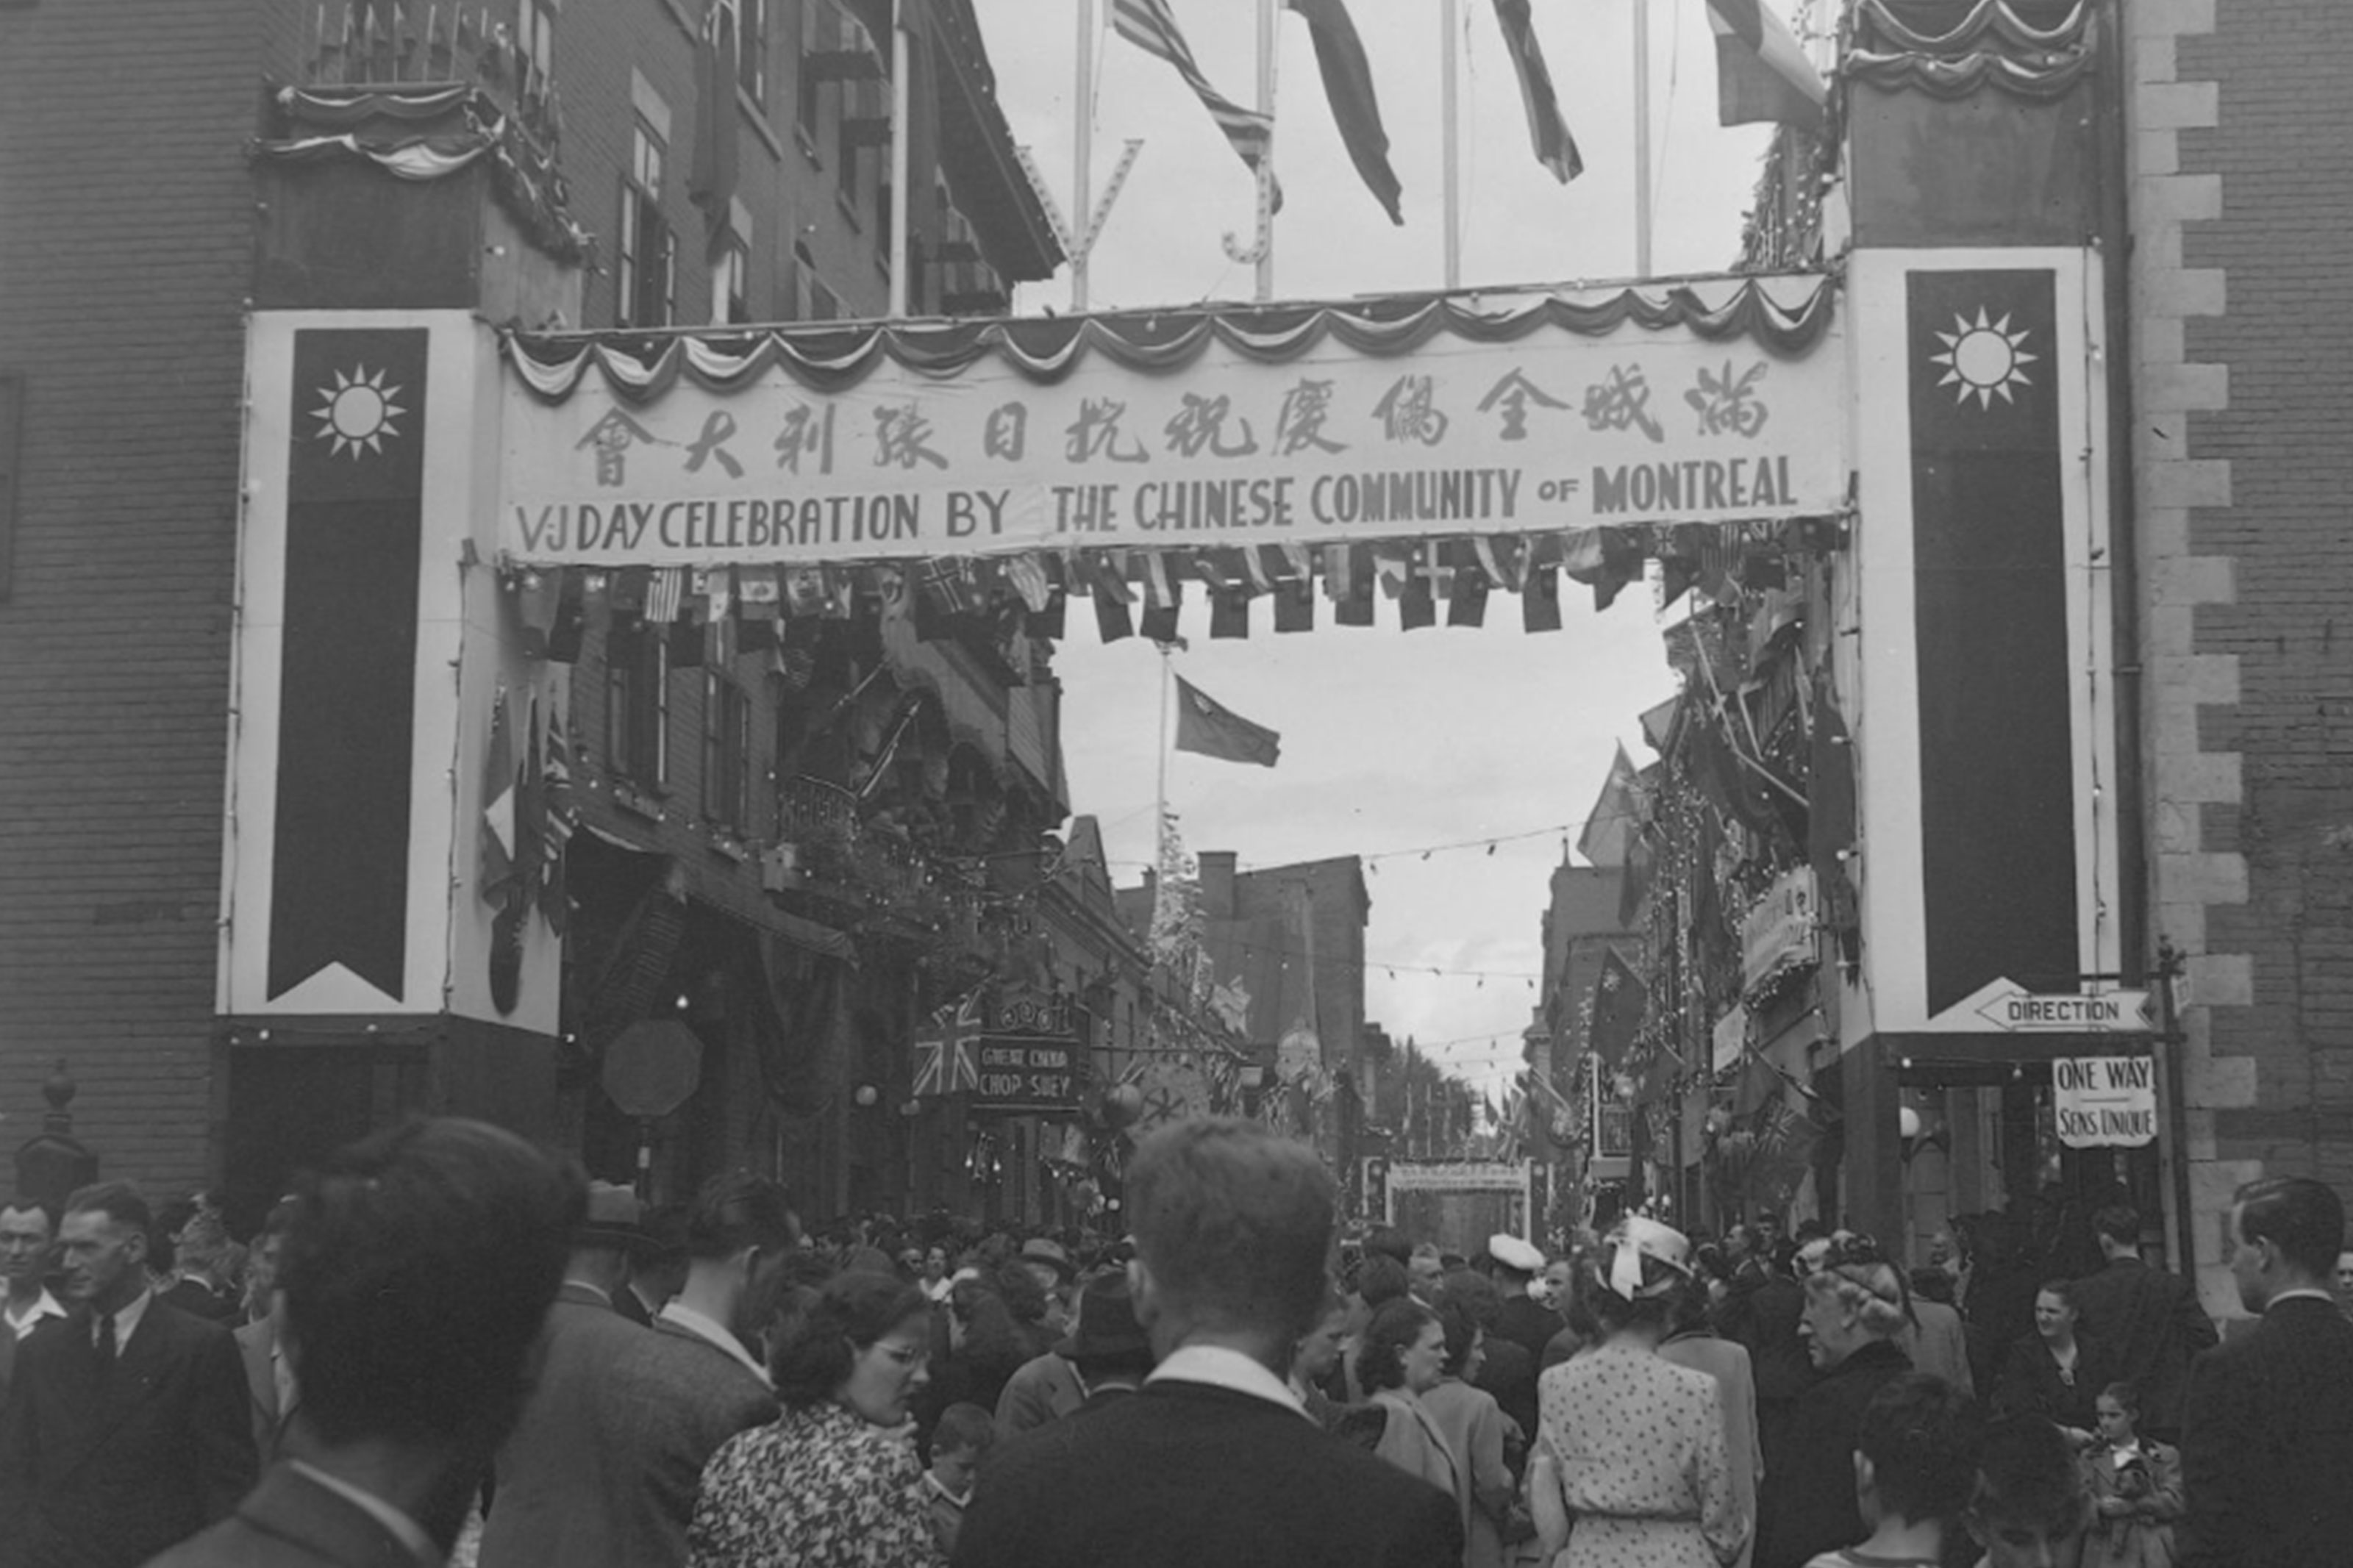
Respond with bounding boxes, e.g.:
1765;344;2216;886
2126;0;2353;1306
0;0;1062;1221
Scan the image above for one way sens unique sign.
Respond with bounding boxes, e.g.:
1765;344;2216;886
1971;987;2154;1033
2053;1056;2158;1148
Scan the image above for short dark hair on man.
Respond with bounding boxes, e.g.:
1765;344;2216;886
768;1270;927;1408
2038;1277;2078;1309
2092;1204;2140;1249
2235;1175;2346;1281
1857;1372;1982;1527
2101;1379;2142;1417
1362;1225;1414;1265
932;1402;996;1458
63;1179;152;1238
1356;1253;1412;1310
280;1118;582;1450
1126;1117;1335;1343
1968;1415;2089;1540
1357;1297;1439;1393
682;1170;800;1261
1;1196;55;1236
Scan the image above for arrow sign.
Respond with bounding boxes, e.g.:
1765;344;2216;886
1972;988;2154;1033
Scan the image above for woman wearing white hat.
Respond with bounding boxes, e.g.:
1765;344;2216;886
1528;1218;1744;1567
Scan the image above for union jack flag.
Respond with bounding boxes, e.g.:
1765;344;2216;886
1113;0;1279;198
912;994;982;1097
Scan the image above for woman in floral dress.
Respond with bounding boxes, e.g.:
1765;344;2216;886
690;1270;943;1568
1529;1218;1743;1568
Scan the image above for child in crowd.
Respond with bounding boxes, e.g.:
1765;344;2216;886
924;1402;995;1558
1803;1372;1981;1568
1964;1415;2093;1568
2078;1382;2180;1568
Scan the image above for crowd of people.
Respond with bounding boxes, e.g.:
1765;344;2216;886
0;1117;2350;1568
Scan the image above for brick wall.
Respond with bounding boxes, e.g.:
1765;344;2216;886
0;1;304;1194
2132;0;2353;1307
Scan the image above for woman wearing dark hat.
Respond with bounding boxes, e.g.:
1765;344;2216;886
1529;1217;1743;1568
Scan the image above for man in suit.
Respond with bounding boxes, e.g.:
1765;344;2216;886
476;1175;786;1568
146;1117;582;1568
2066;1203;2215;1445
0;1198;67;1404
957;1117;1460;1568
0;1181;257;1568
2177;1174;2353;1568
233;1203;300;1464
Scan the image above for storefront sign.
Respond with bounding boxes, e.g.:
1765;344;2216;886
1742;866;1818;997
497;284;1846;567
2052;1055;2157;1148
1384;1161;1534;1195
1973;987;2153;1033
971;1034;1079;1114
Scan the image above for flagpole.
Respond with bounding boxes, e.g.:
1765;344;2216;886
1440;0;1460;290
1072;0;1095;312
890;0;914;317
1632;0;1654;278
1255;0;1276;301
1155;641;1172;861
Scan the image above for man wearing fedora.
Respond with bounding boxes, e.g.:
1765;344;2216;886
476;1178;784;1568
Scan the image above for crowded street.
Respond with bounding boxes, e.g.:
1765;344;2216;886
6;0;2353;1564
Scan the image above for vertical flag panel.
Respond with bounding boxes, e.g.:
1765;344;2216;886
1906;270;2077;1014
265;327;429;1000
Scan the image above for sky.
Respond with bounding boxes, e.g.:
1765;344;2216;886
965;0;1777;1106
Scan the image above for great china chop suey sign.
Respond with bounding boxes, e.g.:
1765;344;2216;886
497;276;1845;568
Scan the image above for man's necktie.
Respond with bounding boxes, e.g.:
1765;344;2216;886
94;1311;115;1373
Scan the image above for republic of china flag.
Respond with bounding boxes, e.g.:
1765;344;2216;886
1907;270;2077;1015
267;327;429;1000
1173;673;1280;768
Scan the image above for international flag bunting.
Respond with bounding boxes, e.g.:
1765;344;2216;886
1173;673;1280;767
1285;0;1404;224
1589;946;1647;1070
1490;0;1581;182
1113;0;1280;202
479;687;515;905
1704;0;1827;132
1576;742;1645;868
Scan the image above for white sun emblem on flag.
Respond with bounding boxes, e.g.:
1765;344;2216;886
1929;309;2036;409
311;365;407;458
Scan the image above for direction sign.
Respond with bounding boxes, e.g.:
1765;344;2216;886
1972;988;2153;1033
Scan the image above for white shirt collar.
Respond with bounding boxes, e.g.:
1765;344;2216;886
93;1287;151;1352
4;1289;64;1339
2267;1286;2337;1309
289;1460;442;1565
657;1300;771;1384
1146;1344;1312;1420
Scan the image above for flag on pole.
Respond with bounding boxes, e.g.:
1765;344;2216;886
1490;0;1581;182
1113;0;1279;195
687;0;740;233
1704;0;1827;131
1576;743;1646;867
1285;0;1403;224
1172;673;1281;767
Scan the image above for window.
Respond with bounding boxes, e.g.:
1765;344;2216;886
737;0;768;110
715;235;750;325
796;0;834;148
617;119;675;329
702;670;754;831
604;623;671;787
